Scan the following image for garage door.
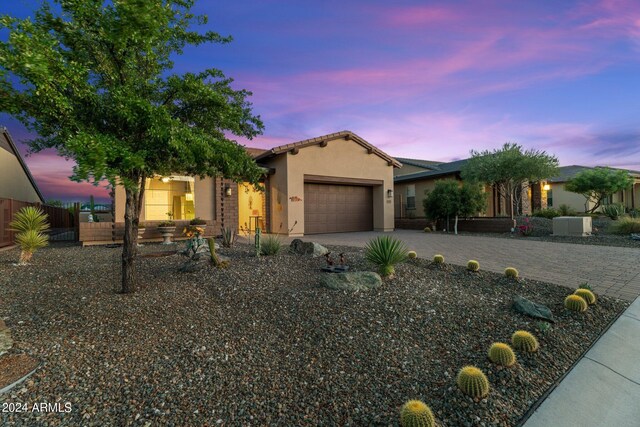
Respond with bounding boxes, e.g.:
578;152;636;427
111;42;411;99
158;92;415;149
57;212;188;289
304;183;373;234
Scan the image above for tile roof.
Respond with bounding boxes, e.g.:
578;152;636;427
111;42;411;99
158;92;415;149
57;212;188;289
394;158;470;183
244;147;268;158
548;165;640;183
253;130;402;167
394;157;441;170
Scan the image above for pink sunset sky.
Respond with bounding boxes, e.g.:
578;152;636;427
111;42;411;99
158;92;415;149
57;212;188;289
2;0;640;202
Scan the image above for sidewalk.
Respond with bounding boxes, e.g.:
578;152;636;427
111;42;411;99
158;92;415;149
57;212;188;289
523;296;640;427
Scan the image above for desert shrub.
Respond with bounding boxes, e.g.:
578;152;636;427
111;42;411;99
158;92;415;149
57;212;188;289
433;254;445;264
578;282;592;290
189;217;207;225
504;267;519;278
467;260;480;272
565;294;588;312
260;234;282;256
532;208;561;219
629;209;639;218
558;204;577;216
608;217;640;235
457;366;490;398
9;206;50;265
399;400;435;427
601;203;626;220
512;331;539;352
158;221;176;227
364;236;408;277
488;343;516;367
574;288;596;305
407;250;417;259
536;322;551;334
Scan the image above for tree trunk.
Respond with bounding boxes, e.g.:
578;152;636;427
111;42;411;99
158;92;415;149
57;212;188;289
454;215;459;235
121;187;138;293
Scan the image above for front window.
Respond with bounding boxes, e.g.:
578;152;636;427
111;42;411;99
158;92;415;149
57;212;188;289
547;189;553;207
406;184;416;210
144;176;196;221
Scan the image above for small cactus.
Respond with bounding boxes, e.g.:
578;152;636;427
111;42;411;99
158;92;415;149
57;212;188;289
407;250;417;259
399;400;435;427
433;254;445;264
574;288;596;305
467;260;480;272
565;294;588;312
457;366;490;398
504;267;519;278
512;330;539;353
488;342;516;367
423;227;432;233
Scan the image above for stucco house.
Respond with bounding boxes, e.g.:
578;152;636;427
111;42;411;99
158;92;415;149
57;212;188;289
89;131;399;244
0;127;44;204
547;165;640;213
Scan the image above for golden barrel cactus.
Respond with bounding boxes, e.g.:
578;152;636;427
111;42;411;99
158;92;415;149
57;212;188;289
399;400;435;427
488;342;517;367
574;289;596;305
512;330;539;353
457;366;490;398
565;294;588;312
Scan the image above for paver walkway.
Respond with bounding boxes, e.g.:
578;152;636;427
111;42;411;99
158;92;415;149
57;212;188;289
296;230;640;301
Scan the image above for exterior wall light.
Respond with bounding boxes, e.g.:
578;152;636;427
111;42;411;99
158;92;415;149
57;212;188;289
161;177;171;183
225;185;232;197
543;183;551;191
387;189;393;199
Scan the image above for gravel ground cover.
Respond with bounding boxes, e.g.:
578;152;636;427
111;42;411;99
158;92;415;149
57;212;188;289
459;216;640;249
0;242;628;426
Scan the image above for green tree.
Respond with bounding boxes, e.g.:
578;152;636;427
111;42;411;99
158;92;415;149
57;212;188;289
0;1;264;293
565;167;633;213
422;179;486;234
461;143;559;219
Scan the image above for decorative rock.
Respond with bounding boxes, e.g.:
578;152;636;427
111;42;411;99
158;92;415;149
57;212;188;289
512;295;555;323
289;239;329;257
0;329;13;357
320;271;382;291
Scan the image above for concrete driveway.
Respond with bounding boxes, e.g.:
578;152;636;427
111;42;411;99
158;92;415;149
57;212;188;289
296;230;640;301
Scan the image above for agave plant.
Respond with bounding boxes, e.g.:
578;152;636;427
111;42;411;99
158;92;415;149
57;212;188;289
9;206;50;265
364;235;408;277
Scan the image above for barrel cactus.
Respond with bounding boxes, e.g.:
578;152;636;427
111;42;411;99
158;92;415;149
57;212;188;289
423;227;432;233
433;254;445;264
488;342;517;367
574;288;596;305
504;267;519;278
408;250;417;259
512;330;539;353
457;366;490;398
467;260;480;272
565;294;588;312
399;400;435;427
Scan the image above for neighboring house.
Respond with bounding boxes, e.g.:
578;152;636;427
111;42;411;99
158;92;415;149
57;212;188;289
0;127;44;203
394;157;441;177
98;131;399;244
547;165;640;213
393;156;549;218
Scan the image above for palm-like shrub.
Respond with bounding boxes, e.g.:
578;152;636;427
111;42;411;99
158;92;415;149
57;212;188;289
467;260;480;272
457;366;490;398
9;206;50;265
565;294;588;312
364;236;408;277
260;234;281;256
574;288;596;305
512;330;539;353
488;342;516;367
601;203;625;220
399;400;435;427
504;267;519;278
433;254;445;264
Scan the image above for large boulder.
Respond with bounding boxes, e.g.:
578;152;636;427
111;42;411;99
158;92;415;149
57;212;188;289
320;271;382;291
289;239;329;257
512;295;555;323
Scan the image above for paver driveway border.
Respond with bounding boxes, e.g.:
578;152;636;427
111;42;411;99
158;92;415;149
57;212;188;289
288;230;640;301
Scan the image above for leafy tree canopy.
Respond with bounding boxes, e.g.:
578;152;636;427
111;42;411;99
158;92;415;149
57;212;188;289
461;143;559;217
565;167;633;213
0;0;265;292
422;179;486;223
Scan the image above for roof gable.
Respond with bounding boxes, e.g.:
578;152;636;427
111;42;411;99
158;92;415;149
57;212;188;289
1;127;45;202
254;130;402;167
